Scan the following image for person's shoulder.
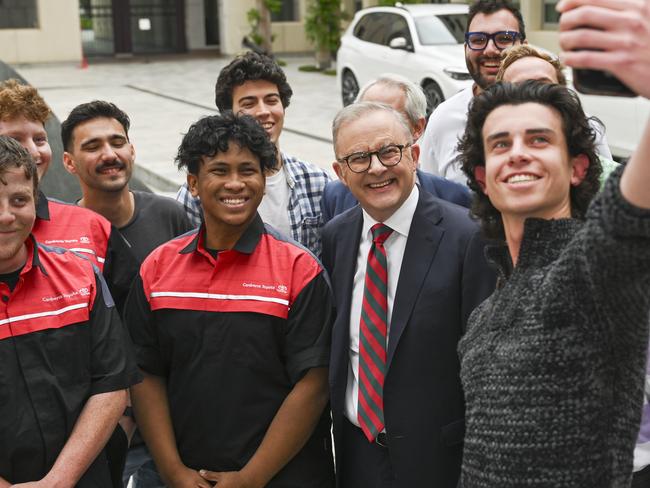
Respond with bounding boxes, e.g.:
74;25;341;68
323;204;360;238
418;171;472;207
417;189;477;232
134;190;188;216
141;228;199;267
283;153;330;180
429;87;473;119
323;178;347;197
47;197;111;225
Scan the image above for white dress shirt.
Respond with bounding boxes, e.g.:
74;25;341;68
344;185;419;427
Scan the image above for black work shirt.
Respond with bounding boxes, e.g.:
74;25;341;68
125;215;334;486
0;238;142;485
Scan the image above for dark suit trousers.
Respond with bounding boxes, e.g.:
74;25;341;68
339;418;395;488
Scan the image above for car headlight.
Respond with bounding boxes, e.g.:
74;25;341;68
444;68;472;81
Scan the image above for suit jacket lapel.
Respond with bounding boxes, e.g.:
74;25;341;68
330;207;363;391
387;192;444;369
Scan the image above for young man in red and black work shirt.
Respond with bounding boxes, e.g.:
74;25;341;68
0;135;141;487
125;112;335;488
0;80;137;312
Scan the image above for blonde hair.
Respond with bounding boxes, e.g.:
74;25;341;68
0;79;51;124
496;45;566;86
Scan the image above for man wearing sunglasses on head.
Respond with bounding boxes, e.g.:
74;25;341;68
419;0;526;184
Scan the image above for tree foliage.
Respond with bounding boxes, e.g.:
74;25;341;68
304;0;345;69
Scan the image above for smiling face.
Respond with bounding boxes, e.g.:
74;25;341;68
232;80;285;146
478;102;588;226
465;9;523;90
0;167;35;273
188;142;265;249
502;56;560;85
63;117;134;194
333;110;417;223
0;116;52;179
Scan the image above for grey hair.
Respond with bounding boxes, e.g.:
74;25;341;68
356;73;427;127
332;101;412;153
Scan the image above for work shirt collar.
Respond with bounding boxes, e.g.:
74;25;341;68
179;213;264;257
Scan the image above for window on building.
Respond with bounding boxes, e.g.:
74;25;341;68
271;0;299;22
0;0;39;29
543;0;560;27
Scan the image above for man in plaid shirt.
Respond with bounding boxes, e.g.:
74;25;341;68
175;53;330;257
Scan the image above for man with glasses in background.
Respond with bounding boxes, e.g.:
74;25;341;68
322;102;495;487
419;0;525;184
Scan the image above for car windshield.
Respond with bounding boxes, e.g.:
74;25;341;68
414;14;467;45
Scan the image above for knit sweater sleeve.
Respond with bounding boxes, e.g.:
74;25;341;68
579;165;650;351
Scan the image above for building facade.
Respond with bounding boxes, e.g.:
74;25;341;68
0;0;561;64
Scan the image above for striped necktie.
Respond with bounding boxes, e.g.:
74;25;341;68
358;223;393;442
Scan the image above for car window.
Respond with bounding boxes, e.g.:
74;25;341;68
414;14;467;45
353;12;386;44
385;13;413;46
353;12;405;46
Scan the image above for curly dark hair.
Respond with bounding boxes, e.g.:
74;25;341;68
214;52;293;112
61;100;130;151
467;0;526;41
0;135;38;197
458;81;602;240
175;111;278;176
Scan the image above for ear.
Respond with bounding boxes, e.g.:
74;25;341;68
187;173;199;198
474;166;488;194
333;161;348;186
410;143;420;170
62;152;77;175
570;154;590;186
413;117;426;141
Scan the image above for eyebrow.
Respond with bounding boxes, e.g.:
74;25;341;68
486;128;555;143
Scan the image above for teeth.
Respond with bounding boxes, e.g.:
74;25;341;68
262;123;273;129
369;180;391;189
507;174;539;184
222;198;246;205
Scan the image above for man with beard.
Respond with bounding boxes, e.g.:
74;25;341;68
61;100;194;488
419;0;525;184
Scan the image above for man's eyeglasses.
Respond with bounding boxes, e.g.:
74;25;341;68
337;143;411;174
465;31;521;51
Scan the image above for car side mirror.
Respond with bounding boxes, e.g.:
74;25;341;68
389;37;412;51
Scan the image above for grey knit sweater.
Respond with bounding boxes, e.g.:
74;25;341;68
458;168;650;487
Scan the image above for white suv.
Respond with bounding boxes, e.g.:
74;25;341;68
337;3;473;114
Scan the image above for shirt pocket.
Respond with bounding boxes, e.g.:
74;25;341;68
299;216;322;256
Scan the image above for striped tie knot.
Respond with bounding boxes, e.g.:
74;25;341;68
370;223;393;245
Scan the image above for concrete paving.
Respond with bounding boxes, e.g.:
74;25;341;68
12;54;342;193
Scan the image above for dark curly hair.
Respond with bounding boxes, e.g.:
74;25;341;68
0;135;38;198
214;52;293;112
458;81;602;240
61;100;130;151
467;0;526;41
175;112;278;176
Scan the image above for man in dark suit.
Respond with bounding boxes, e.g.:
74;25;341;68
322;102;495;487
321;74;470;223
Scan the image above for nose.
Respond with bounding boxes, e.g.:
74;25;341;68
22;139;41;164
99;142;118;161
0;202;17;225
367;153;388;175
224;173;246;191
483;37;500;56
508;138;530;165
254;101;271;118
